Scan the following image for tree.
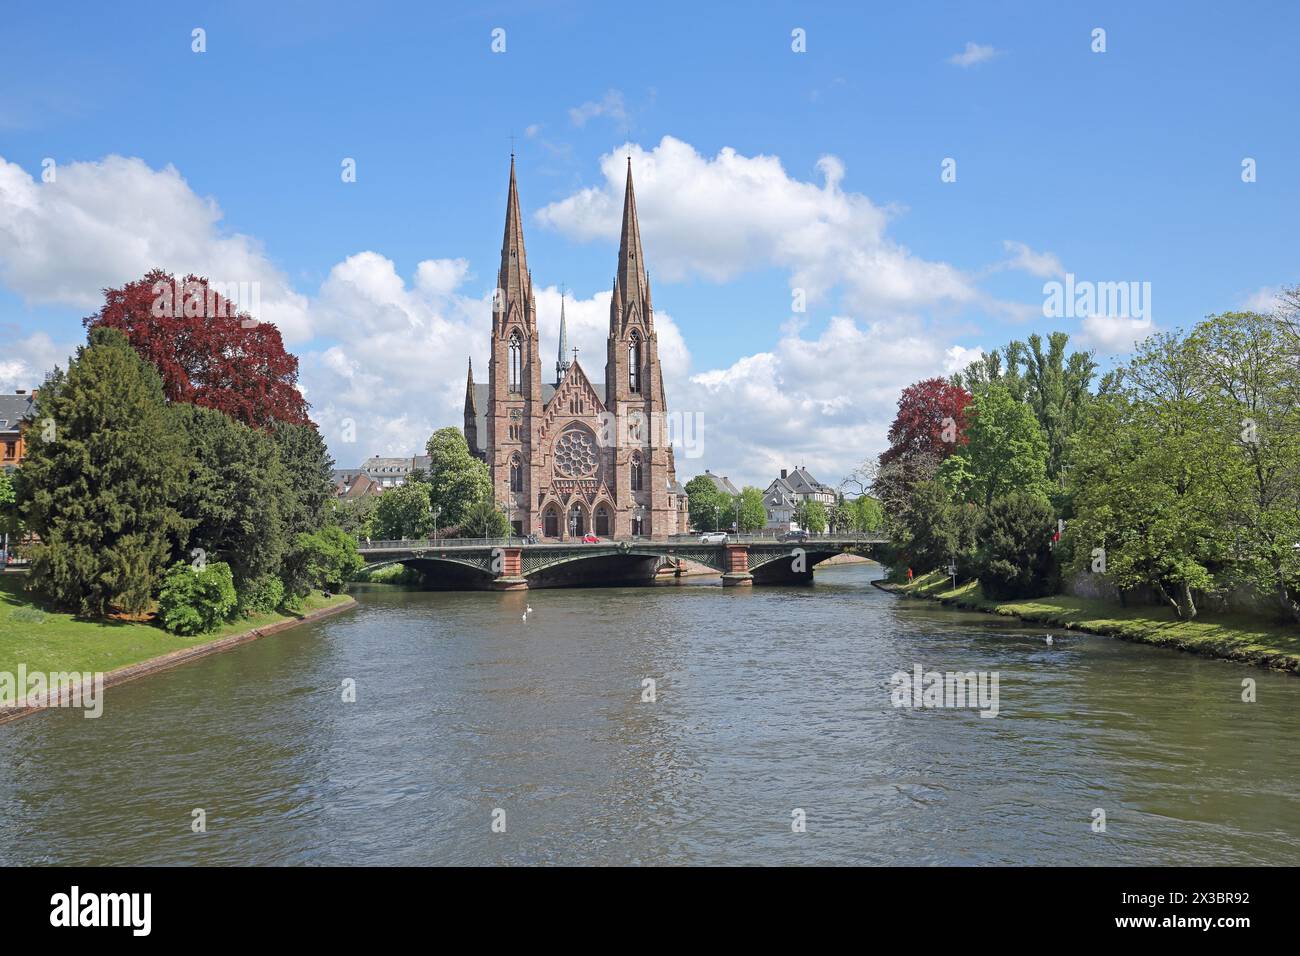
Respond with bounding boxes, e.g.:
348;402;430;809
898;480;978;571
849;495;884;532
282;526;364;598
17;328;188;616
938;383;1050;508
1067;332;1229;618
372;482;433;540
976;493;1056;599
329;496;379;540
173;404;290;589
426;427;492;526
462;497;510;538
684;475;731;531
1190;311;1300;622
733;487;767;532
83;269;310;429
795;500;827;533
875;378;971;523
273;421;334;538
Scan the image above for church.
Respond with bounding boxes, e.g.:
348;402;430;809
463;157;689;540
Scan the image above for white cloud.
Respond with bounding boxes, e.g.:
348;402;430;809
999;240;1063;278
948;42;1001;67
568;90;629;129
1076;314;1158;353
0;331;77;392
1241;285;1282;314
536;136;979;316
0;154;311;342
672;316;961;488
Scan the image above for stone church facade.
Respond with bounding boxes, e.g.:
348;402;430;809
464;157;689;540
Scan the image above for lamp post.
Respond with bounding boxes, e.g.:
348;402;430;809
734;500;741;539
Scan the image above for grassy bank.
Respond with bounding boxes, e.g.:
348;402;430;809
0;572;353;678
881;570;1300;673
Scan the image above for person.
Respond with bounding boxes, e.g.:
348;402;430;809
906;567;913;583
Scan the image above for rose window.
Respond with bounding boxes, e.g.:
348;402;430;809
554;429;597;477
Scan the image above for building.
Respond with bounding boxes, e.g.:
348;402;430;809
0;390;35;474
763;466;836;530
464;157;688;539
332;454;433;497
697;469;739;498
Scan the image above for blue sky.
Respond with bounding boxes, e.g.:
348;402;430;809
1;1;1297;486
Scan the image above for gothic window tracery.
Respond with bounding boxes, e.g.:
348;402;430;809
509;331;522;393
554;427;598;477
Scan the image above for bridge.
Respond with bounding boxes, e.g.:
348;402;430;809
357;533;891;590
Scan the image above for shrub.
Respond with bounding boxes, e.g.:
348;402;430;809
237;574;286;617
158;561;237;635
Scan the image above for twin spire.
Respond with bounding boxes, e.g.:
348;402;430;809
495;153;652;360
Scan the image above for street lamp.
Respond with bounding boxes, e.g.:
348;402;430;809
734;500;741;538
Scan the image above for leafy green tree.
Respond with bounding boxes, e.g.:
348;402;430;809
157;560;238;635
850;495;884;532
462;497;510;537
237;574;286;617
282;526;364;597
795;500;828;533
329;496;379;540
426;427;492;526
976;493;1056;599
173;404;289;588
0;471;19;544
1067;333;1229;618
733;487;766;532
372;481;433;540
939;383;1050;508
1190;311;1300;622
17;328;188;616
684;475;730;531
828;501;850;533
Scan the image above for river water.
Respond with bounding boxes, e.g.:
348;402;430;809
2;561;1298;866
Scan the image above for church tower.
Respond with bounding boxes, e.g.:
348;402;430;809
605;159;676;537
486;155;543;531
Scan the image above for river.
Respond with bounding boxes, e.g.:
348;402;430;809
2;561;1298;866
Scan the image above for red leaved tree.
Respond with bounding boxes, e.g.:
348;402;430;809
875;377;971;512
84;269;311;429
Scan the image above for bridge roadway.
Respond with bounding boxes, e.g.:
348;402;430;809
357;534;890;590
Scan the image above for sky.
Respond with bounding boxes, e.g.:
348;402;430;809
1;1;1297;489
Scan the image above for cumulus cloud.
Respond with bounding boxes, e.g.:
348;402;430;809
536;136;978;316
0;154;310;341
948;42;1001;67
1076;314;1158;354
0;330;78;392
671;316;962;488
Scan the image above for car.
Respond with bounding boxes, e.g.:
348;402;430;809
779;529;809;542
698;531;729;544
581;533;600;543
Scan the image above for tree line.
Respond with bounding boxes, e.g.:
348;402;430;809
874;292;1300;623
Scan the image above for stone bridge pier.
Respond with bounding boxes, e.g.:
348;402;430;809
721;544;753;587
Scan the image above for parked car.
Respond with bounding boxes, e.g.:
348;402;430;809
698;531;729;544
779;529;809;542
582;533;600;543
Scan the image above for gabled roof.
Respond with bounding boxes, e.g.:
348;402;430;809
698;470;739;496
0;393;34;434
785;466;834;495
470;381;606;443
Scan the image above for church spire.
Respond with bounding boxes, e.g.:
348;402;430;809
465;356;476;410
497;154;532;329
555;288;571;385
613;158;650;326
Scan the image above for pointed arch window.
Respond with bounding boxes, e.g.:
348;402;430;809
509;331;522;393
628;332;643;393
510;454;523;492
630;451;643;491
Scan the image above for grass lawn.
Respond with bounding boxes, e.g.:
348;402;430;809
0;572;352;678
887;570;1300;672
